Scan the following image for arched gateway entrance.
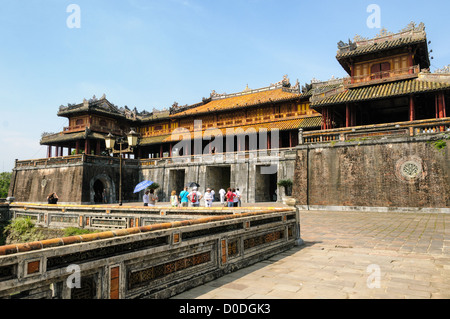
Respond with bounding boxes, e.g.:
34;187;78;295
90;174;115;204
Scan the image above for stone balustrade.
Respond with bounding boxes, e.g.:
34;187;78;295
299;117;450;144
0;204;299;299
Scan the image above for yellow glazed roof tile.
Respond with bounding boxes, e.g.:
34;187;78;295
171;88;303;117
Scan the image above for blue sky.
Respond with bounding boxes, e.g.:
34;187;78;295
1;0;449;172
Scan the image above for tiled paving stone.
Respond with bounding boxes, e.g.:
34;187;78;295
172;210;450;299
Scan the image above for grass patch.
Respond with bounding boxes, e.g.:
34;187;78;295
64;227;98;237
3;217;46;244
1;218;100;245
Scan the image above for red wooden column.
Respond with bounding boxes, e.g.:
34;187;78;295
408;54;414;74
47;145;52;158
75;140;80;155
322;107;331;130
409;95;415;121
346;104;350;127
84;140;90;155
96;140;101;155
442;92;447;118
438;93;445;118
159;144;163;158
351;105;356;127
438;92;446;131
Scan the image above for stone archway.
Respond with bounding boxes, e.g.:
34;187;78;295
89;174;115;204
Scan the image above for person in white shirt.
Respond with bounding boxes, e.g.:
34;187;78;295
232;188;239;207
211;189;215;202
235;188;242;207
219;188;226;205
188;187;202;207
204;188;213;207
143;190;149;206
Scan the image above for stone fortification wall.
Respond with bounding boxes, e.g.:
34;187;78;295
9;155;141;205
293;134;450;211
10;165;84;204
141;150;297;205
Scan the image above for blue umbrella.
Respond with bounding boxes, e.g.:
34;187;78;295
133;180;154;193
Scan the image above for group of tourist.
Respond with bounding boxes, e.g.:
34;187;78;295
142;186;242;208
221;187;241;207
172;186;212;207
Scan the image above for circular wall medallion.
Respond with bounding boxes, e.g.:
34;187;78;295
401;161;420;179
395;156;425;182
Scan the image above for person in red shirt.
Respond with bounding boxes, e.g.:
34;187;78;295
226;188;235;207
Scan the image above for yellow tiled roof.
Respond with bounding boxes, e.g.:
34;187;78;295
162;117;321;143
171;88;304;117
336;36;426;60
311;79;450;108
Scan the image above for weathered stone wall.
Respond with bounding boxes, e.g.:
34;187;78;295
293;135;450;210
10;165;84;204
141;152;296;205
10;156;141;205
9;151;296;205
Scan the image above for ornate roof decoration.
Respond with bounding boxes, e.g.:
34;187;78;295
206;75;297;103
57;94;165;121
353;34;368;42
374;27;394;38
309;76;345;104
400;21;426;33
271;74;291;88
435;65;450;74
337;21;427;59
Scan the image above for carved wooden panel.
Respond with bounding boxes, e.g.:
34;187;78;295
128;251;211;290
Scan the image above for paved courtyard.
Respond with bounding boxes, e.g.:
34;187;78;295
173;210;450;299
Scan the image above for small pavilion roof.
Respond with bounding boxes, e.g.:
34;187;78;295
310;78;450;109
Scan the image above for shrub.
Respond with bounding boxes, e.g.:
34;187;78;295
0;172;11;198
147;182;160;190
277;179;293;196
3;217;45;243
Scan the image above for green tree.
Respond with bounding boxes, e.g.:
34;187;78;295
0;172;12;198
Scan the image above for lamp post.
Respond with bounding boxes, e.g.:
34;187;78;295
105;130;140;206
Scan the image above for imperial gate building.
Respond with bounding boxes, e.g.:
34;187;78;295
8;22;450;209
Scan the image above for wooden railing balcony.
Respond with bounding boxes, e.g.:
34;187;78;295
300;117;450;144
343;65;420;89
63;124;124;136
63;124;86;133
